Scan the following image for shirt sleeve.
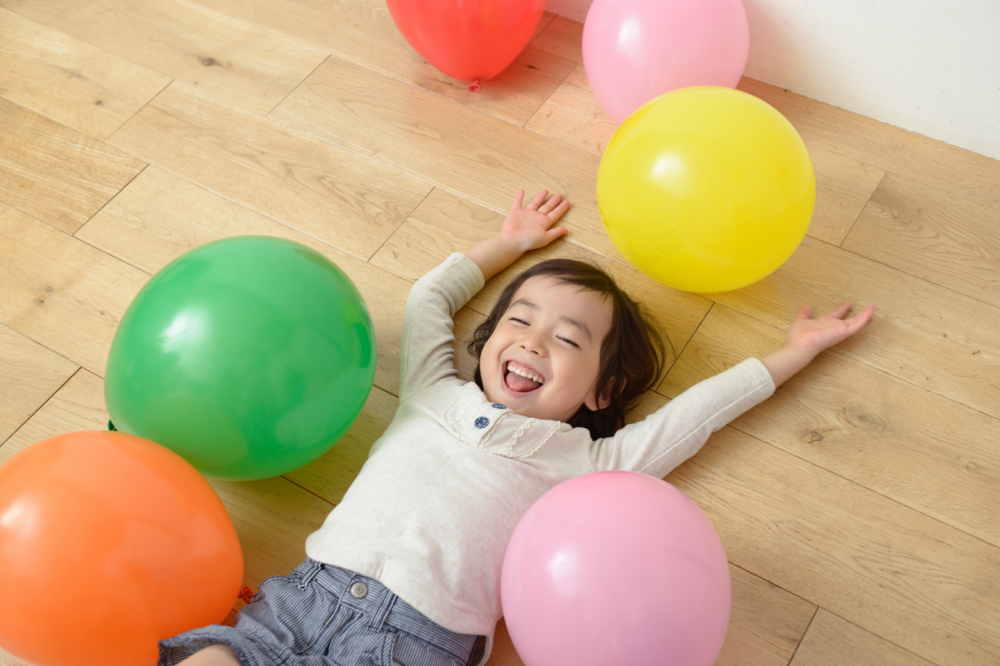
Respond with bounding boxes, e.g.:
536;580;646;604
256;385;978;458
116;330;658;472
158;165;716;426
398;253;486;403
589;358;775;478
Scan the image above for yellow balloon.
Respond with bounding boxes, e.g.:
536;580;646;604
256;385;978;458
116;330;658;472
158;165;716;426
597;86;815;292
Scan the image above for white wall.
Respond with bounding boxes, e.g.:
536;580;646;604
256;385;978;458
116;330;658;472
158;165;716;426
548;0;1000;159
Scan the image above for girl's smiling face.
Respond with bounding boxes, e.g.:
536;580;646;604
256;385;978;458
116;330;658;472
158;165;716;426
479;276;614;423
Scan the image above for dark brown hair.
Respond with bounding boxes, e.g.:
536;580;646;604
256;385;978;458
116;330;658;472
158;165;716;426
468;259;668;439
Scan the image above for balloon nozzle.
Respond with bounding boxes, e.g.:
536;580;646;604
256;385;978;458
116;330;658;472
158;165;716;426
469;79;482;93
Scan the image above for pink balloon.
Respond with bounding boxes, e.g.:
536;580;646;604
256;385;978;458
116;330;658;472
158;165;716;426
501;472;731;666
582;0;749;123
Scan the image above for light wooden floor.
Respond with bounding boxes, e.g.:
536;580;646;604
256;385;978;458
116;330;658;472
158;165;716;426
2;2;999;665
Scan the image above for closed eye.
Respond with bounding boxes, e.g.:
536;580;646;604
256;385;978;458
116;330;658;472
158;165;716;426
557;335;579;348
509;317;528;325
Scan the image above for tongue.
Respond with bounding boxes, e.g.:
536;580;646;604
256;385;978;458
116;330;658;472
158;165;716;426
506;372;542;392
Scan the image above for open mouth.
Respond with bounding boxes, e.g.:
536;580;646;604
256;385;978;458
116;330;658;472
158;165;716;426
503;360;545;394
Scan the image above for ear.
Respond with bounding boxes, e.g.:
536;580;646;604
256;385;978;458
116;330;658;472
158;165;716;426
584;377;623;411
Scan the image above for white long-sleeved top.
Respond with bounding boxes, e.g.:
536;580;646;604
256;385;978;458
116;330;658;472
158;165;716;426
305;253;775;665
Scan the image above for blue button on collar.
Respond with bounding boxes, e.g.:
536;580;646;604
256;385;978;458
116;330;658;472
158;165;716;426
474;416;489;429
491;403;507;409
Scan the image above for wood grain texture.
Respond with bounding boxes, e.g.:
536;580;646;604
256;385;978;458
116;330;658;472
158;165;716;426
791;610;936;666
0;99;145;233
525;80;616;155
844;172;1000;307
269;56;619;262
738;78;1000;212
663;304;1000;548
670;426;1000;666
107;82;432;261
707;236;1000;421
530;15;584;64
719;566;817;666
0;369;106;465
74;166;414;395
0;324;77;446
0;207;148;376
190;0;575;125
808;147;886;246
0;0;328;114
0;8;170;140
370;188;507;282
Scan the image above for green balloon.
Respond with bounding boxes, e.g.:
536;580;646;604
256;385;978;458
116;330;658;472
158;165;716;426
105;236;376;480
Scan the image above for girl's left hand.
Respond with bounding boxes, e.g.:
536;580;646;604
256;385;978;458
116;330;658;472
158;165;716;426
499;189;570;252
787;302;877;356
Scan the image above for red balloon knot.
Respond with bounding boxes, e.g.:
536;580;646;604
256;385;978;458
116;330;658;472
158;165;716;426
239;586;254;603
468;79;482;93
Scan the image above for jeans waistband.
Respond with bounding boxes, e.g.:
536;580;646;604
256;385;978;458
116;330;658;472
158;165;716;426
298;559;479;663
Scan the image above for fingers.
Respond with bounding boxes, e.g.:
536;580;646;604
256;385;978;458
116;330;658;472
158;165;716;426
511;189;526;211
537;192;562;214
518;189;569;217
525;189;549;211
546;226;569;242
844;304;877;333
827;301;855;320
796;304;813;320
545;198;571;222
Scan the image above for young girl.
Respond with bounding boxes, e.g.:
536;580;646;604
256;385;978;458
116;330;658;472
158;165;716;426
162;190;875;666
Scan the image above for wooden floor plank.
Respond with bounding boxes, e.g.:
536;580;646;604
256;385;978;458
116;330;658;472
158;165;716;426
0;324;77;446
525;79;617;154
791;610;936;666
707;236;1000;421
718;567;816;666
739;78;1000;212
807;147;886;246
106;82;432;261
530;15;584;65
0;8;170;140
189;0;575;126
669;426;1000;666
0;207;148;376
0;99;145;233
662;305;1000;549
0;0;329;115
843;172;1000;307
369;188;508;282
269;55;618;261
0;369;107;465
74;166;414;396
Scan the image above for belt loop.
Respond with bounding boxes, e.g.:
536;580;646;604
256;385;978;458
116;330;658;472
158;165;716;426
296;559;323;591
370;589;397;631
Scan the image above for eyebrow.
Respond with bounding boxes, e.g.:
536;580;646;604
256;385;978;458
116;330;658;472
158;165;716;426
509;298;593;342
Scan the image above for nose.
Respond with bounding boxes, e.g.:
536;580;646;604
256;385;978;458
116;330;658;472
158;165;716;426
518;331;544;356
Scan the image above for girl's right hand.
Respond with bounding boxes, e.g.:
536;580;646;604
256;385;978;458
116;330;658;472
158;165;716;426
498;189;570;253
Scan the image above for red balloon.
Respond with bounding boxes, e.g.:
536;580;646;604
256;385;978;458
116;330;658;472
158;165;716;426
0;431;244;666
386;0;546;85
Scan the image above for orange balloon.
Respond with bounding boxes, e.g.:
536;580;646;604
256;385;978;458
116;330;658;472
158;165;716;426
0;431;243;666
